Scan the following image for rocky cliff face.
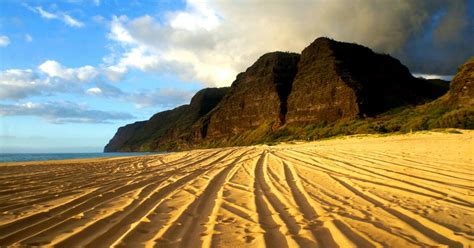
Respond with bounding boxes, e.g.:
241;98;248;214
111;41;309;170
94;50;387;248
105;37;453;152
104;121;146;152
192;52;300;140
104;87;229;152
447;57;474;107
286;37;447;125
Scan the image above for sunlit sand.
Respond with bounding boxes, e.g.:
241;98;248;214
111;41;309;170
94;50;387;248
0;131;473;247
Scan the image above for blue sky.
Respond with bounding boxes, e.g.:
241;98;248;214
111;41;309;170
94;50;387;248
0;0;472;152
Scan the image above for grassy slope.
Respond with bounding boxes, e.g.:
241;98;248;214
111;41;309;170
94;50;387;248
198;100;473;148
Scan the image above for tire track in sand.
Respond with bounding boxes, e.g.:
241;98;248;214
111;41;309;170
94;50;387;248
329;175;469;248
279;156;377;248
55;148;241;247
151;149;257;247
1;131;472;247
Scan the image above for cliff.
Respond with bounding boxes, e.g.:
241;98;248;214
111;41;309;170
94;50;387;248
286;37;447;125
104;87;229;152
192;52;300;140
105;37;461;152
103;121;146;152
446;57;474;107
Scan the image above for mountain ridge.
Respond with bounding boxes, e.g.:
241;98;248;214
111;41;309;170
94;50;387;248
105;37;471;152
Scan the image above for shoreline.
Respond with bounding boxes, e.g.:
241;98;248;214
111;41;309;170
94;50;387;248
0;152;161;165
1;129;469;165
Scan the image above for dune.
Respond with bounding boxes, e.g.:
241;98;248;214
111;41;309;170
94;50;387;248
0;131;473;247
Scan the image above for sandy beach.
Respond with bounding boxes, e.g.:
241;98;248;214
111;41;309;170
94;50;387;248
0;131;473;247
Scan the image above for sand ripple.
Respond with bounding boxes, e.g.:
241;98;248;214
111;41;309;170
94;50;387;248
0;131;473;247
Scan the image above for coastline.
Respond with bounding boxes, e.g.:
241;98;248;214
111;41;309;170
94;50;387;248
0;152;160;164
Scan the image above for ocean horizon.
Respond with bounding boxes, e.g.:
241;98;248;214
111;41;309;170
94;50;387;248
0;152;160;163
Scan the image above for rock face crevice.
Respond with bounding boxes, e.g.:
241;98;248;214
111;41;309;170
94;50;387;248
105;37;453;152
272;54;300;125
192;52;300;140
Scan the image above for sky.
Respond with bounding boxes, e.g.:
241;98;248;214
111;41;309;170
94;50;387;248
0;0;473;153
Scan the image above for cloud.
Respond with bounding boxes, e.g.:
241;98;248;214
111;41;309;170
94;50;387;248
126;88;194;108
0;69;43;99
85;83;193;108
62;14;84;28
0;101;134;124
412;73;454;81
433;1;468;46
103;0;473;87
87;82;124;97
25;34;33;42
24;4;84;28
108;15;135;43
103;65;127;81
86;87;102;95
39;60;99;82
106;11;238;87
0;35;10;47
34;6;57;19
169;0;220;32
0;59;191;109
0;60;98;100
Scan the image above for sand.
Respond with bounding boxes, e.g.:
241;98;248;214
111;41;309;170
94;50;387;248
0;131;473;247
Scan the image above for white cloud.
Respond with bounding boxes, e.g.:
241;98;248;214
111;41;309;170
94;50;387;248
86;87;102;95
108;15;134;44
87;83;124;98
0;61;99;100
412;73;454;81
25;4;84;28
35;6;57;19
39;60;98;82
0;35;10;47
105;12;239;87
170;0;220;31
0;69;43;99
103;65;127;82
102;0;472;87
0;101;134;124
62;14;84;28
39;60;72;79
25;34;33;42
119;47;161;71
0;60;192;110
85;83;193;109
76;66;99;81
126;88;194;108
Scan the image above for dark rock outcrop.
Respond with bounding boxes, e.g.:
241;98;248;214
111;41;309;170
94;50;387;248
286;37;447;125
104;121;146;152
192;52;300;140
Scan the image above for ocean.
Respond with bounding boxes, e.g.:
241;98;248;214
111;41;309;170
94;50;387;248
0;152;159;163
